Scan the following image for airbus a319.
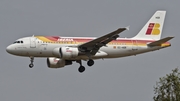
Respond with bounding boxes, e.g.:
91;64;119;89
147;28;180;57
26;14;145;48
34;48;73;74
6;11;173;73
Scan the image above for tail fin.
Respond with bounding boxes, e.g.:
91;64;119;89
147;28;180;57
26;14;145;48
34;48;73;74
133;11;166;40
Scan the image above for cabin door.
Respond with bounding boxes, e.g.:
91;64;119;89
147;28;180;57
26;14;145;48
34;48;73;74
30;37;36;48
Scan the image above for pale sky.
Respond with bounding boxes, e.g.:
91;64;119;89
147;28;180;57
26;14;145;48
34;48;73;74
0;0;179;101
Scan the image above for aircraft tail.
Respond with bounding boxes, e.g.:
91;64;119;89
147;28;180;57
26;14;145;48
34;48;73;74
133;11;166;40
147;37;174;46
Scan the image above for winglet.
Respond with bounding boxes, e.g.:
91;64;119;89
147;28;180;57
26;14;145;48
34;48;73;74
148;37;174;46
125;26;130;30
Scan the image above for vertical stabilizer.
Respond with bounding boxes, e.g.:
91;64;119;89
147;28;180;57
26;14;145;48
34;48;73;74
133;11;166;40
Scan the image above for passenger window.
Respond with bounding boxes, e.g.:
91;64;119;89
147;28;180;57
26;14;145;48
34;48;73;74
21;41;23;43
17;41;20;43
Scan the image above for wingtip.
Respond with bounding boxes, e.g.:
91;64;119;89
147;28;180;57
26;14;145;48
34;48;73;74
125;26;130;30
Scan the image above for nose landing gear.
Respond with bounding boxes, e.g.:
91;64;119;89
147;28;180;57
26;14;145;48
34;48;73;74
29;57;34;68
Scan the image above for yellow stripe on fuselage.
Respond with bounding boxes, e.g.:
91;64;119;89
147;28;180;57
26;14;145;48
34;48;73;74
36;36;53;42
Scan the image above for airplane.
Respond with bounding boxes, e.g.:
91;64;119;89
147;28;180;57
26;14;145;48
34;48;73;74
6;11;173;73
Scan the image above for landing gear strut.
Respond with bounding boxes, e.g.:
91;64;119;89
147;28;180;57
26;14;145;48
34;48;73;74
29;57;34;68
87;59;94;66
76;60;85;73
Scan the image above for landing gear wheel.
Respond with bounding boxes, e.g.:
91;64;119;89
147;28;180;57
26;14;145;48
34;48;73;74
78;66;85;73
29;64;34;68
29;57;34;68
87;59;94;66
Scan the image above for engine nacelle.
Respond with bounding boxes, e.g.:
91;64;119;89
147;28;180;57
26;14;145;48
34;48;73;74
47;57;72;68
53;47;79;59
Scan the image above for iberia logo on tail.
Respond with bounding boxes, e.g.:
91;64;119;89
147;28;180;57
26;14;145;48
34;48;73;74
146;23;160;35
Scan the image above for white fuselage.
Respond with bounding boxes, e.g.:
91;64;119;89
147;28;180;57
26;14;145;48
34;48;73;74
6;36;169;60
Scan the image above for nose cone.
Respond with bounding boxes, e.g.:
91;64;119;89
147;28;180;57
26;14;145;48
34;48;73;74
6;45;13;54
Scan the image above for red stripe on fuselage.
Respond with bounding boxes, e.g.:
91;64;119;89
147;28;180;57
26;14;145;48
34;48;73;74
37;36;170;45
45;36;60;41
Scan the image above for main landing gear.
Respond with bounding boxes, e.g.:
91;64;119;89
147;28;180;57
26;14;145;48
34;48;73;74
76;59;95;73
29;57;34;68
87;59;94;66
76;60;85;73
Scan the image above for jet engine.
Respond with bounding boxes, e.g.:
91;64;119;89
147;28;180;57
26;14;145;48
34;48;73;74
53;47;79;59
47;57;72;68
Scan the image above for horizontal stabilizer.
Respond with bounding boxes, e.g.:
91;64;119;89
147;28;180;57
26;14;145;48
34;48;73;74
148;37;174;46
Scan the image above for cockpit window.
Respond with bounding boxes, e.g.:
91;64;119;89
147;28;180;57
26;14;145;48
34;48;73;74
13;40;23;44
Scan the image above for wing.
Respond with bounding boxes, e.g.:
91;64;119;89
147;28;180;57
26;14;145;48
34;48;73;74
78;27;128;55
